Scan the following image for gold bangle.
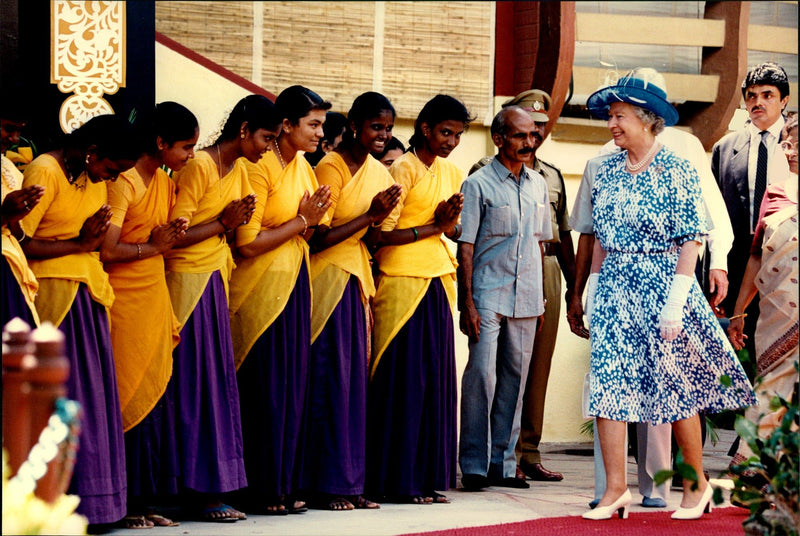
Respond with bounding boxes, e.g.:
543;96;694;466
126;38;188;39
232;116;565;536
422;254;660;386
136;243;142;259
297;214;308;235
729;313;747;321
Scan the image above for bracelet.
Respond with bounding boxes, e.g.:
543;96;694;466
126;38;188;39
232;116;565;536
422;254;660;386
136;243;142;259
218;217;230;233
297;214;308;235
370;219;382;228
14;227;27;243
729;313;747;321
411;227;419;242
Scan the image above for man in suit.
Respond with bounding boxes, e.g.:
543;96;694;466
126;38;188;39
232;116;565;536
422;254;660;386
711;62;790;366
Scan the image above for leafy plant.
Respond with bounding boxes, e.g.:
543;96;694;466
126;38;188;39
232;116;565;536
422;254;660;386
727;384;799;536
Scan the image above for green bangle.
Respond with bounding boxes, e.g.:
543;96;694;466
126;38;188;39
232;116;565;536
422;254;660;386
411;227;419;242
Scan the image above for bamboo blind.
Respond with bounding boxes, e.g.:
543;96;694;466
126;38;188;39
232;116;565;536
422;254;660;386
155;1;493;120
260;1;376;111
381;1;492;120
156;1;254;81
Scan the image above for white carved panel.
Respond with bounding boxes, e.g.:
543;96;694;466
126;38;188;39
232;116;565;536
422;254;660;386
51;1;126;133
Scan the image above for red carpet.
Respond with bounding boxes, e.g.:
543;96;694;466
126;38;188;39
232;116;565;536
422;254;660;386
398;507;747;536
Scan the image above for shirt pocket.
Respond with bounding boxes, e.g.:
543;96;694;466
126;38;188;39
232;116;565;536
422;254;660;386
482;204;512;237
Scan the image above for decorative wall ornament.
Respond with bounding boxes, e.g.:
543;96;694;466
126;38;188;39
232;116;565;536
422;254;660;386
51;1;126;133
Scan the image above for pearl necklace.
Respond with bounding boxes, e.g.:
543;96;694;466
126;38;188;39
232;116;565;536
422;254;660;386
625;142;660;173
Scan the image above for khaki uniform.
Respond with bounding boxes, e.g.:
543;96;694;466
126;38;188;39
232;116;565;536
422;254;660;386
516;157;570;465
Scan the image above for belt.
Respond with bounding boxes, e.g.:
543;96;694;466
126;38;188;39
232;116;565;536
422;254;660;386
543;242;559;256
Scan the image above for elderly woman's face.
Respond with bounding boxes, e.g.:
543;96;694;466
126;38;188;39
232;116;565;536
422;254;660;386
607;102;647;150
782;126;798;175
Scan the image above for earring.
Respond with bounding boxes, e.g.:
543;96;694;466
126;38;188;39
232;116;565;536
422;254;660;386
241;133;245;139
85;155;90;164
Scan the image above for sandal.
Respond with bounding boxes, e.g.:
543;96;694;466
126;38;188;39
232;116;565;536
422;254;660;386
201;503;240;523
352;495;380;509
144;513;180;527
324;496;354;511
429;491;450;504
263;503;289;516
120;515;154;529
284;497;308;514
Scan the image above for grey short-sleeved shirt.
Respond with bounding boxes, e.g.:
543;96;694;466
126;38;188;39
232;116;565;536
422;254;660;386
569;154;611;234
459;157;553;318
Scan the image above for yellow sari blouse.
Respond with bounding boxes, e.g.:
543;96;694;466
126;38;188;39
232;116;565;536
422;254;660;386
21;154;114;327
229;151;326;368
106;167;181;431
370;151;462;376
310;152;394;342
165;150;253;330
2;155;39;324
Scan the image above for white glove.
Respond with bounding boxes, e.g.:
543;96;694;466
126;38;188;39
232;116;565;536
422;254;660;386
584;273;599;328
658;274;694;341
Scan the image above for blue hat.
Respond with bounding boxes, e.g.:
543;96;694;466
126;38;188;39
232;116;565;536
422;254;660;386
586;68;679;126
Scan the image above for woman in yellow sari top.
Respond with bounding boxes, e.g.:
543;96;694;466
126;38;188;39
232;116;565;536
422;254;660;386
230;85;331;515
299;92;401;511
164;95;280;523
100;102;197;528
366;95;471;504
1;109;44;326
20;115;139;526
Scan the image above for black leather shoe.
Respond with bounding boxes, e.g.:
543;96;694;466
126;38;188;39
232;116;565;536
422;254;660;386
461;474;490;491
490;477;530;489
519;462;564;482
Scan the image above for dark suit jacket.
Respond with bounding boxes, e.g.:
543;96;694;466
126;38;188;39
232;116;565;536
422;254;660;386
710;129;757;321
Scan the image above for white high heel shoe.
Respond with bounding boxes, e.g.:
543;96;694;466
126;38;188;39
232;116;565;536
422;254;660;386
582;489;631;520
671;483;713;520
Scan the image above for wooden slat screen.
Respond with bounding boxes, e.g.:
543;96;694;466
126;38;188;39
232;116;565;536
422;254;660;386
156;1;493;120
156;1;253;81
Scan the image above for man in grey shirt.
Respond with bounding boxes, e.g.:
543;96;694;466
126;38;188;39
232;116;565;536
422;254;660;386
458;106;552;490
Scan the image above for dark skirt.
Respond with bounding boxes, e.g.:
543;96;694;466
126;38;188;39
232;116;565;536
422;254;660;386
366;278;457;497
172;271;247;494
300;276;367;495
62;285;127;524
1;255;36;327
124;385;180;500
237;262;310;498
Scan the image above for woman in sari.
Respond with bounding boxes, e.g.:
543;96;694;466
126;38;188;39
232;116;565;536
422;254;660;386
230;85;331;515
20;114;139;527
165;94;279;522
366;94;471;504
100;102;197;528
728;114;798;463
300;91;401;510
1;106;43;326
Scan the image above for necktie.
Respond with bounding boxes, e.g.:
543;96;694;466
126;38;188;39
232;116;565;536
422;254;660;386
752;130;768;230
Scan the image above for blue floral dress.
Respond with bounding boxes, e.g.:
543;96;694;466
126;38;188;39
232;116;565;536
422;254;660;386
589;147;755;424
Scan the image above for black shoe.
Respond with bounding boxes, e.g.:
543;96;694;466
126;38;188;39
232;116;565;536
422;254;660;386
461;474;490;491
490;477;530;489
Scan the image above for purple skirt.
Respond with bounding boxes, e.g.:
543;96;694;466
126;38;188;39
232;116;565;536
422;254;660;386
61;285;127;524
366;278;457;497
171;271;246;494
124;384;180;499
1;255;36;327
299;276;367;495
237;262;310;498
